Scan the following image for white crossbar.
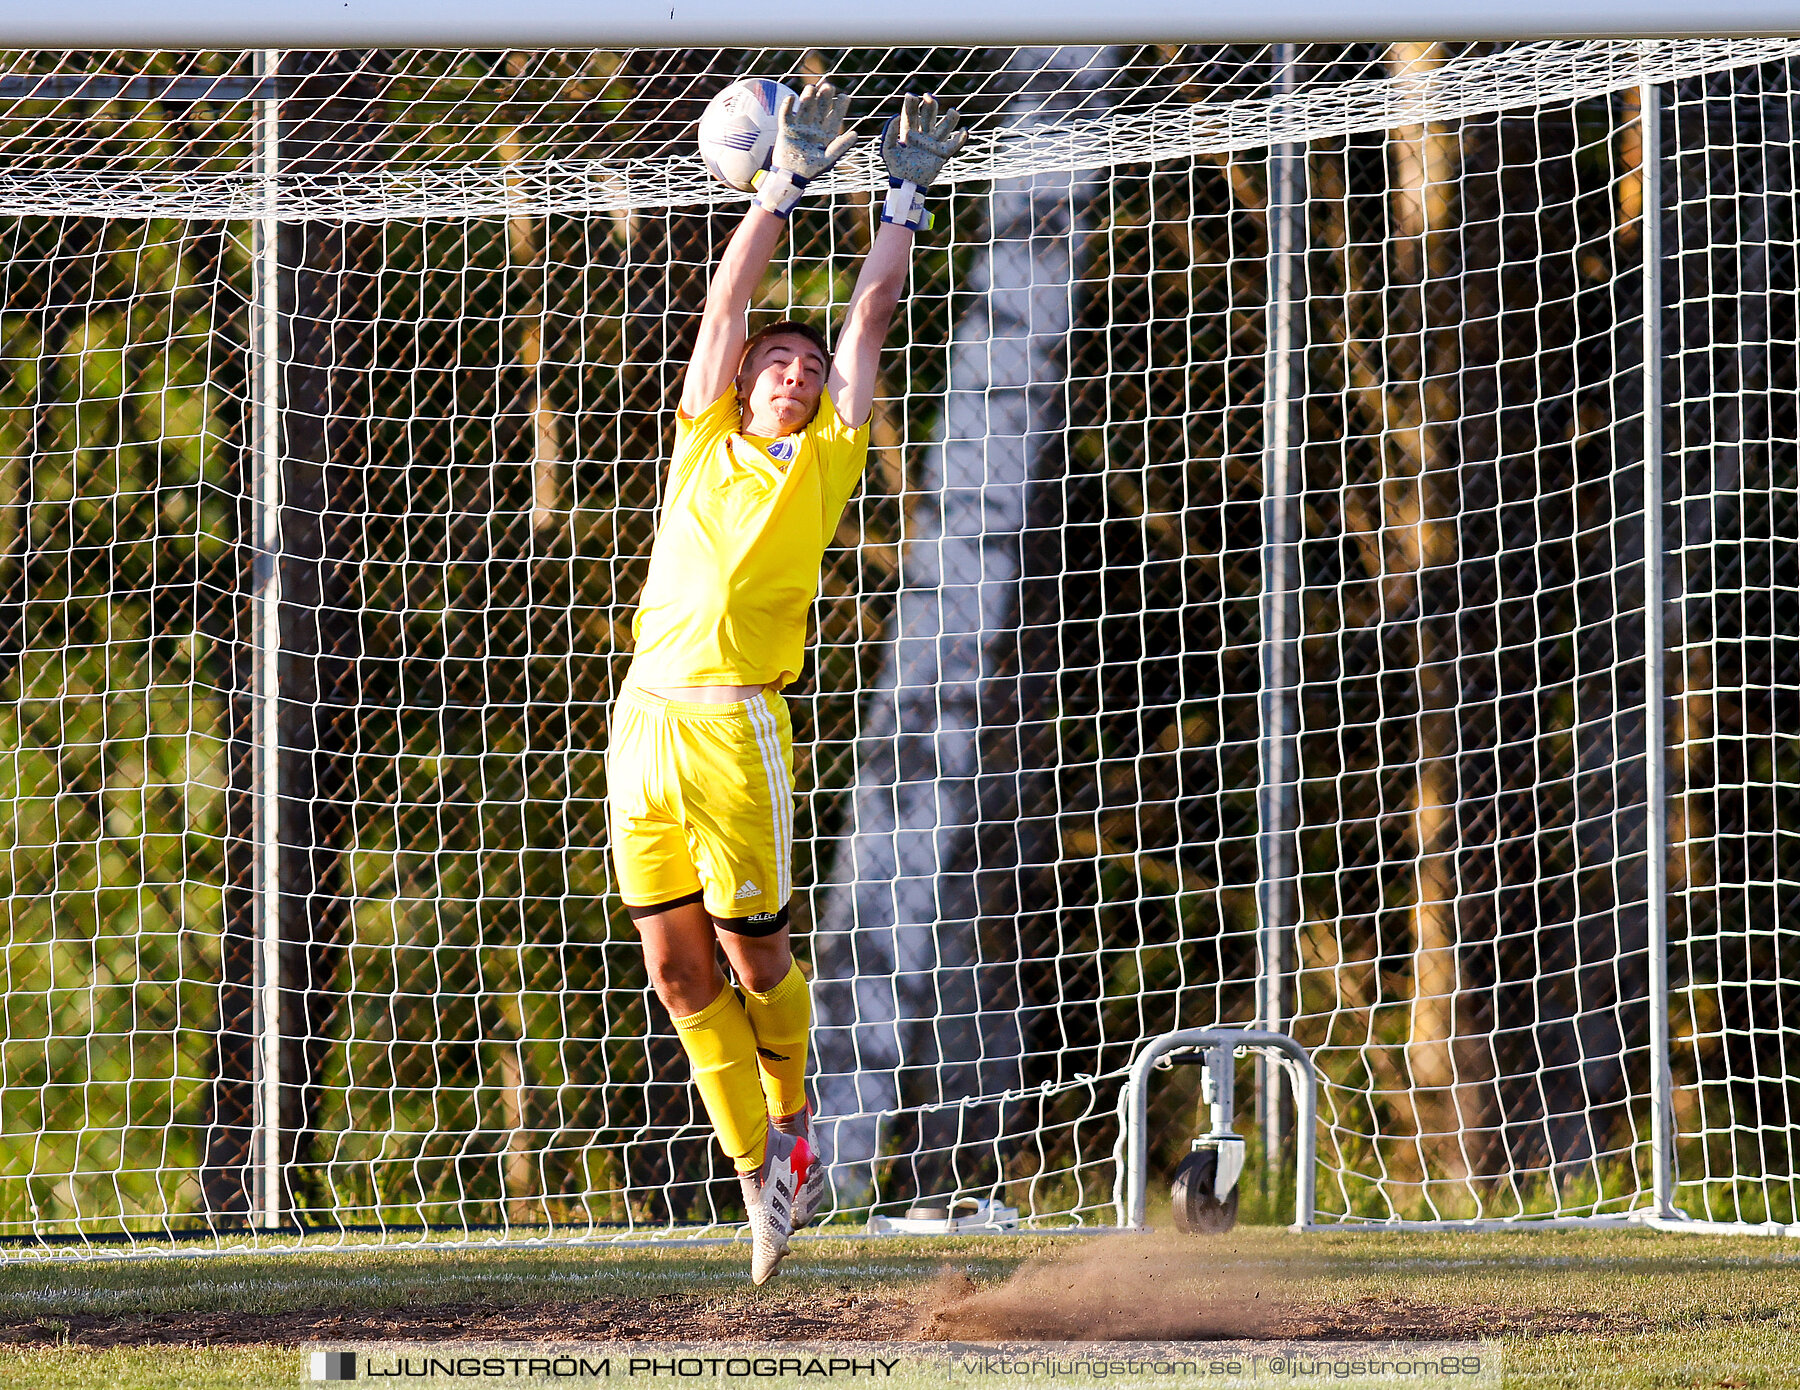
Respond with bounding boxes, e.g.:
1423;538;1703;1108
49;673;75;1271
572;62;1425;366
5;2;1800;49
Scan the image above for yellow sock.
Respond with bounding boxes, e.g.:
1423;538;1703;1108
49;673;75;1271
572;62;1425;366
742;961;811;1121
670;985;768;1173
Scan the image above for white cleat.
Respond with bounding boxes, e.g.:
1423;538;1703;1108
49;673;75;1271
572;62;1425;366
741;1122;810;1285
783;1105;827;1231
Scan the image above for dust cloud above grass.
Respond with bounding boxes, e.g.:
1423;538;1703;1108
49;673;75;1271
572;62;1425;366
916;1233;1286;1340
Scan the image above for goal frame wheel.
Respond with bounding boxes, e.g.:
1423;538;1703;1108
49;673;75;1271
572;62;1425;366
1171;1145;1240;1234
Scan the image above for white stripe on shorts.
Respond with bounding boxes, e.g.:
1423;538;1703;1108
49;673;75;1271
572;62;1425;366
743;693;792;906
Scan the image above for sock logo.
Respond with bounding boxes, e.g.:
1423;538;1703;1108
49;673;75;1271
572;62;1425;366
734;879;760;901
756;1046;790;1062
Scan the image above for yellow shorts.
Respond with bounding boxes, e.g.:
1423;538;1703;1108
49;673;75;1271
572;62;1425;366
605;685;794;933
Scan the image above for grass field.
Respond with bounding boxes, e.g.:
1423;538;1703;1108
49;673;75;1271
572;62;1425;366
2;1225;1797;1389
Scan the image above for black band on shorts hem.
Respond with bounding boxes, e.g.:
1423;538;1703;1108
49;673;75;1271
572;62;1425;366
625;890;706;921
712;904;790;937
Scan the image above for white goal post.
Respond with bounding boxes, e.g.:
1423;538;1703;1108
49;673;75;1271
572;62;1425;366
0;33;1797;1259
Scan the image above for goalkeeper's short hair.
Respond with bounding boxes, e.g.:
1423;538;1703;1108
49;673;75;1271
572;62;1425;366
739;319;831;373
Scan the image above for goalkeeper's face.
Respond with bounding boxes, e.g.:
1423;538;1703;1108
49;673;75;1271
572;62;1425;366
738;334;827;437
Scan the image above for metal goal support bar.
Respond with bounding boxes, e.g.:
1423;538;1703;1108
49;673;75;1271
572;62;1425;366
1117;1028;1318;1232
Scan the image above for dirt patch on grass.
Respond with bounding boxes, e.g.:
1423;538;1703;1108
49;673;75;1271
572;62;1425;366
0;1233;1666;1349
1275;1296;1656;1341
0;1289;918;1348
0;1291;1664;1349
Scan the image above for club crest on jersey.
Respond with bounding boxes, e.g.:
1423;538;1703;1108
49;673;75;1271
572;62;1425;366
766;438;797;465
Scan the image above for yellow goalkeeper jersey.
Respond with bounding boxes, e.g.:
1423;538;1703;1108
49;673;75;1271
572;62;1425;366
627;384;870;690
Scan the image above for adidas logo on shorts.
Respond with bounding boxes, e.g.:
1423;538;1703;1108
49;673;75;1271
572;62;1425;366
734;879;761;901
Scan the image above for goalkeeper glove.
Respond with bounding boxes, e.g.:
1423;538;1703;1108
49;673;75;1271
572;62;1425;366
755;79;856;218
880;92;967;232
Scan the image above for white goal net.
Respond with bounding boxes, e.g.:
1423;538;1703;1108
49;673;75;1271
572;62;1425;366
0;37;1796;1256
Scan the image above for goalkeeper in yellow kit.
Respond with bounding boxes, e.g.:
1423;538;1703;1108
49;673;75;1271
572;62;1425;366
607;81;964;1284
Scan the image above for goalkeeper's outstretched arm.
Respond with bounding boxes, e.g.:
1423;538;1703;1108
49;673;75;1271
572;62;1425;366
829;93;966;428
828;222;911;430
679;207;785;418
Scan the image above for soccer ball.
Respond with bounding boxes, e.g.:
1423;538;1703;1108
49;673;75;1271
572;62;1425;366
697;78;798;192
